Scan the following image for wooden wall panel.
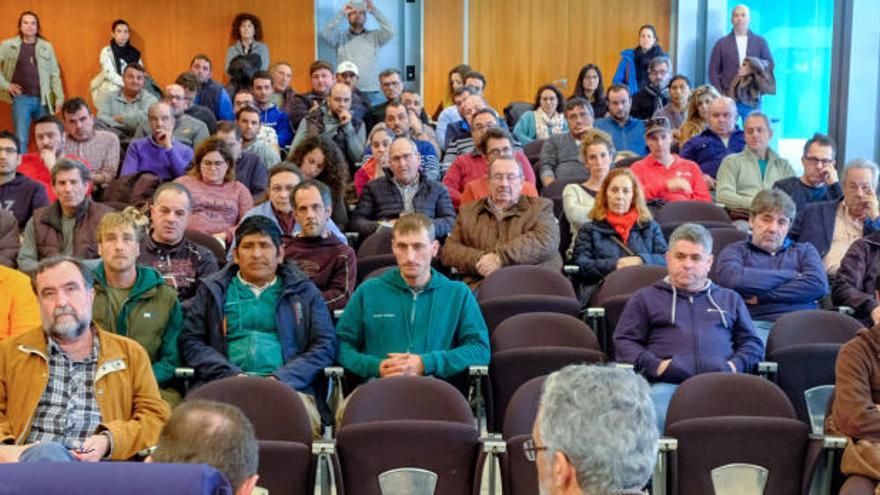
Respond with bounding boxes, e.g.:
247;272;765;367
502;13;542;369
0;0;315;134
468;0;671;113
423;0;464;116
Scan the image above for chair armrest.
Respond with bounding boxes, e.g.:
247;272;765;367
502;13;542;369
481;433;506;455
345;232;359;243
610;362;635;370
333;309;344;320
563;265;579;276
174;367;195;379
469;365;489;377
809;434;846;450
837;306;855;316
757;361;778;380
653;437;678;495
469;365;490;434
585;307;605;318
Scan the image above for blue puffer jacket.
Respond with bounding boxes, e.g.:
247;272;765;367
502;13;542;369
179;263;337;394
572;218;668;284
714;237;828;321
614;278;764;384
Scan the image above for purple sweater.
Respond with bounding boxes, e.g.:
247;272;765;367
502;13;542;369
121;137;194;180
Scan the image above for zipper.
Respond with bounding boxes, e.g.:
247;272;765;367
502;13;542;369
406;291;418;353
690;296;703;373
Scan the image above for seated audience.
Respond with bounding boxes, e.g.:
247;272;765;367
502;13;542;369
269;61;296;111
291;82;366;167
0;210;18;267
139;183;219;302
442;156;562;285
401;90;440;154
444;123;535;208
680;96;745;186
62;98;120;191
0;264;40;340
533;365;658;495
120;102;194;180
286;60;334;130
174;138;253;245
460;155;540;208
631;56;670;120
375;100;439;181
615;222;764;431
442;93;490;167
365;68;406;131
354;125;392;196
0;256;169;462
134;84;209;149
224;13;270;73
570;63;608;118
716;111;795;211
539;98;594;187
149;400;260;495
191;54;235;121
335;61;371;123
251;71;292;148
337;213;489;379
562;130;616;257
631;117;712;203
0;130;48;229
513;84;568;145
175;72;219;134
572;168;667;297
91;209;183;403
18;159;113;273
179;216;336;437
677;84;720;147
594;84;647;155
436;85;476;151
653;74;691;134
715;190;828;343
287;136;349;228
19;115;91;203
95;63;157;138
215;121;268;198
353;137;455;239
790;159;880;276
285;180;356;311
236;104;281;168
773;133;841;212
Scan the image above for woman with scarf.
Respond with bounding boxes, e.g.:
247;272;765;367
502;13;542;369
90;19;142;104
612;25;666;94
572;168;667;299
513;84;567;145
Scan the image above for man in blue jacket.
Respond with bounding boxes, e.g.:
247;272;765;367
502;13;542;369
715;189;828;343
615;222;763;432
180;215;336;436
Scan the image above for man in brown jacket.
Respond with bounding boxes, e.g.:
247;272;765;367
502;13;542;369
0;256;170;462
442;155;562;286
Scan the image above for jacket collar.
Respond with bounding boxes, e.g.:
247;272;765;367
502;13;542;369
15;325;128;381
41;198;91;232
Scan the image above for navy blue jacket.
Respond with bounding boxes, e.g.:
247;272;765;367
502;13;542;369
352;174;456;239
235;151;268;198
680;127;745;178
572;219;667;284
614;278;764;383
790;199;880;258
179;263;337;394
772;176;843;214
714;237;828;321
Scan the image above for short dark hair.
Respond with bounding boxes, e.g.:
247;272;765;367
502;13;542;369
152;182;193;211
216;120;243;141
607;84;631;98
61;97;90;117
292;179;332;210
384;99;407;116
533;84;565;113
34;114;63;135
379;68;402;80
190;54;212;68
309;60;333;75
175;72;201;93
471;107;498;123
464;70;487;88
252;70;272;85
479;127;513;155
453;86;474;98
269;161;304;183
0;130;21;151
124;62;146;75
51;158;91;185
803;133;837;160
231;12;263;41
151;400;258;492
235;215;282;251
639;24;659;42
669;74;691;88
111;19;129;32
564;97;593;116
235;104;261;121
32;256;94;292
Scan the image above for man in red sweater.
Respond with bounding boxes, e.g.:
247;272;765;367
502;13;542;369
18;115;91;202
631;117;711;203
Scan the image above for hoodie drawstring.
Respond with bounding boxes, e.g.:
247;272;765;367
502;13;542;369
706;286;729;329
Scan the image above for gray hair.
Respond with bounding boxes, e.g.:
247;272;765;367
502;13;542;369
648;56;670;71
744;110;771;130
668;222;713;253
711;95;737;116
51;158;91;185
539;365;658;493
843;158;880;189
751;189;796;220
31;256;94;291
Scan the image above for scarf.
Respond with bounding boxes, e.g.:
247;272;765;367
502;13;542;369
633;44;663;88
605;209;640;246
109;40;140;75
534;108;566;140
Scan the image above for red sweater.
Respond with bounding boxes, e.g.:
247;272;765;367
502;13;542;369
19;153;92;202
630;155;712;203
442;150;536;208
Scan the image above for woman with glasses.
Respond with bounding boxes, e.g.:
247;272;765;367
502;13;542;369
562;130;616;258
174;138;253;246
513;84;568;145
571;64;608;119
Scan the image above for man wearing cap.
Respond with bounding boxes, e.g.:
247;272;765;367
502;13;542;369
630;116;712;203
335;61;370;122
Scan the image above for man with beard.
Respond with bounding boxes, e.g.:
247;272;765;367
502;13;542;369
594;84;647;155
631;57;671;120
0;256;169;462
285;180;356;311
190;54;234;121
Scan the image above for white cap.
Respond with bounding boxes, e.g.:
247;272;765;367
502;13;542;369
336;61;359;76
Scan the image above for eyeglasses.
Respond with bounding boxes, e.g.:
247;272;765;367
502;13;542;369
390;153;415;164
487;146;513;157
201;160;228;169
490;173;522;183
0;146;17;154
645;117;670;129
523;438;547;462
803;156;834;166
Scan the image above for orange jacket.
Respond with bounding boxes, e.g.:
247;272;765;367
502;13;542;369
0;266;40;341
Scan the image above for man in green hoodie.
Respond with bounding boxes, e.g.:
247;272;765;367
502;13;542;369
336;212;490;380
91;209;183;405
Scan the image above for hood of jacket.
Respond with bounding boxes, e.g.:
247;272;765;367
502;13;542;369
653;276;732;329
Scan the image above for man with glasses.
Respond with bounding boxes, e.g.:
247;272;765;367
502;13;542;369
791;158;880;277
366;68;405;131
528;365;658;495
134;84;208;149
352;137;455;239
539;98;594;187
442;155;561;286
376;100;438;180
444;124;536;208
773;133;841;212
631;56;671;120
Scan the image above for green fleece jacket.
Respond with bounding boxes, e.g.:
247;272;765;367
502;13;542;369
716;147;796;210
337;268;490;379
92;264;183;386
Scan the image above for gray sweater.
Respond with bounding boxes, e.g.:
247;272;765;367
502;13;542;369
540;133;588;182
321;6;394;92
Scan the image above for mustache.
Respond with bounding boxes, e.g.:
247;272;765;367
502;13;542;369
53;307;77;319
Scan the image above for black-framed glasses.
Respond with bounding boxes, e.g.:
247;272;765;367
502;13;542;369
644;116;670;129
522;437;547;462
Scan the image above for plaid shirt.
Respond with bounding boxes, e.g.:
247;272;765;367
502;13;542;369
26;333;102;450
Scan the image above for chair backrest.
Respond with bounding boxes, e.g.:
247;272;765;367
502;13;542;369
479;295;581;335
540;178;581;201
804;385;835;435
366;265;396;281
258;440;314;495
766;310;862;357
357;254;398;285
588;264;667;306
523;139;545;190
0;462;232;494
340;376;474;427
500;376;546;495
654;201;732;225
504;102;533;129
708;227;749;279
186;376;313;444
502;375;546;438
477;266;576;302
357;228;394;258
185;229;227;263
491;312;600;352
772;344;842;425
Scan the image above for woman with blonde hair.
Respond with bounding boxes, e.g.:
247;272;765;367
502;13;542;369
562;129;616;257
678;84;721;147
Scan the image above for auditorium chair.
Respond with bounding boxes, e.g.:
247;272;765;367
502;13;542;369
840;476;877;495
499;375;546;495
476;266;580;333
523;139;545;190
654;200;733;239
503;101;532;130
184;229;227;263
356;227;394;258
706;227;749;280
540;177;583;260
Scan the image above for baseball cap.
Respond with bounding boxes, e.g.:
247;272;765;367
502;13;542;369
336;61;359;76
644;116;671;137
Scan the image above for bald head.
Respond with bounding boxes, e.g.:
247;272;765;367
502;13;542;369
328;82;352;117
732;4;751;33
164;84;188;116
708;97;737;137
